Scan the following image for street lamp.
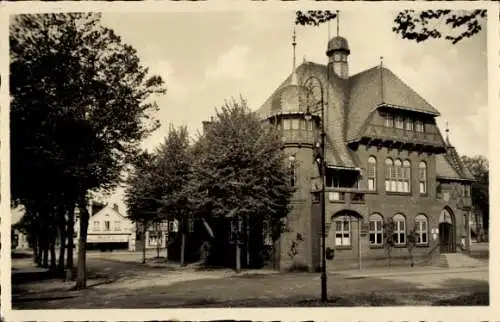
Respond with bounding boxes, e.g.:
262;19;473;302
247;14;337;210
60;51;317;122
303;76;327;302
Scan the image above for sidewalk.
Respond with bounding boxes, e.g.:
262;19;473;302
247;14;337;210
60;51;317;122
332;263;488;278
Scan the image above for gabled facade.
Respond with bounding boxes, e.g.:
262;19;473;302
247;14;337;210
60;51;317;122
256;35;475;271
75;203;136;251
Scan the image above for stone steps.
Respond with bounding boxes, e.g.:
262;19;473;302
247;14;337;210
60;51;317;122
430;253;486;269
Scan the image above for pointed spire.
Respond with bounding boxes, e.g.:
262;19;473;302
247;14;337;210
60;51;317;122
336;10;340;36
291;26;298;85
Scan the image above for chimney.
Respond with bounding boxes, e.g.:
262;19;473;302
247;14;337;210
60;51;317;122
113;204;119;213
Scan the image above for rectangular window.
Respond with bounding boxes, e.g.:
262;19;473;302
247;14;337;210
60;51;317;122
419;167;427;194
93;221;99;231
335;218;351;247
291;119;300;130
368;178;375;191
104;221;110;231
283;119;291;130
395;116;404;129
405;118;413;131
307;120;314;131
300;119;306;130
464;185;471;197
385;114;394;127
415;120;424;132
114;221;120;231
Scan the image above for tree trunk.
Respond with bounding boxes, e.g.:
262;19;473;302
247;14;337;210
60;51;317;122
50;238;57;272
180;233;186;266
32;237;39;264
36;237;42;266
66;205;75;269
246;215;250;268
235;242;241;273
42;241;49;268
142;222;146;264
75;197;89;289
58;207;67;275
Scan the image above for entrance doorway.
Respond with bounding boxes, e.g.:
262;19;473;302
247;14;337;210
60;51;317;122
439;208;455;253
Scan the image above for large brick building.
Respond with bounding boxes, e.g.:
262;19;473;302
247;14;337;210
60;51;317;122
255;33;475;271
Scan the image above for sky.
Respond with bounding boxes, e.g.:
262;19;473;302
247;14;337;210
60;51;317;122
95;10;488;213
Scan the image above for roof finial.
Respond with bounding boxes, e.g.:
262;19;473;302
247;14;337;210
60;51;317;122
336;10;340;36
380;56;384;104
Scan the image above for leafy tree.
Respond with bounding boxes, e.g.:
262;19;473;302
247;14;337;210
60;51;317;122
125;151;163;264
383;218;395;268
155;125;193;265
460;155;489;240
295;10;486;44
188;98;294;271
10;13;165;289
406;225;419;267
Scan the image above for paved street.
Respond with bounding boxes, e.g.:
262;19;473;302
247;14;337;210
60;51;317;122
11;251;489;308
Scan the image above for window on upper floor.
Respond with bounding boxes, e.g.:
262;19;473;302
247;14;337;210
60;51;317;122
385;158;410;193
385;114;394;128
385;158;394;192
464;184;471;197
415;215;428;245
114;221;120;231
104;220;110;231
367;156;377;191
415;120;424;132
283;119;291;130
395;116;404;129
93;221;99;231
405;117;413;131
307;119;314;131
418;161;427;194
392;214;406;246
369;213;384;246
402;160;411;193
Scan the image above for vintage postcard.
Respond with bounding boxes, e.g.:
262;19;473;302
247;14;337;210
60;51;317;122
1;1;498;321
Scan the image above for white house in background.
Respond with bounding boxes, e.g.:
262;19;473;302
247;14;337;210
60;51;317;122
75;204;136;251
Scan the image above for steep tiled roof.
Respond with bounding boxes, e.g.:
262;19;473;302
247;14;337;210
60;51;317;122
257;62;448;171
345;66;440;142
257;62;357;169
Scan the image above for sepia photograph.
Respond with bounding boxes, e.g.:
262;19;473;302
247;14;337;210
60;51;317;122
4;3;495;320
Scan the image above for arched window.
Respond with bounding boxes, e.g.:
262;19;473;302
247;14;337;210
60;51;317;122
393;214;406;246
385;158;393;192
419;161;427;194
368;156;377;191
369;213;383;246
402;160;411;193
415;215;428;245
335;216;351;247
288;155;297;187
395;159;402;192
